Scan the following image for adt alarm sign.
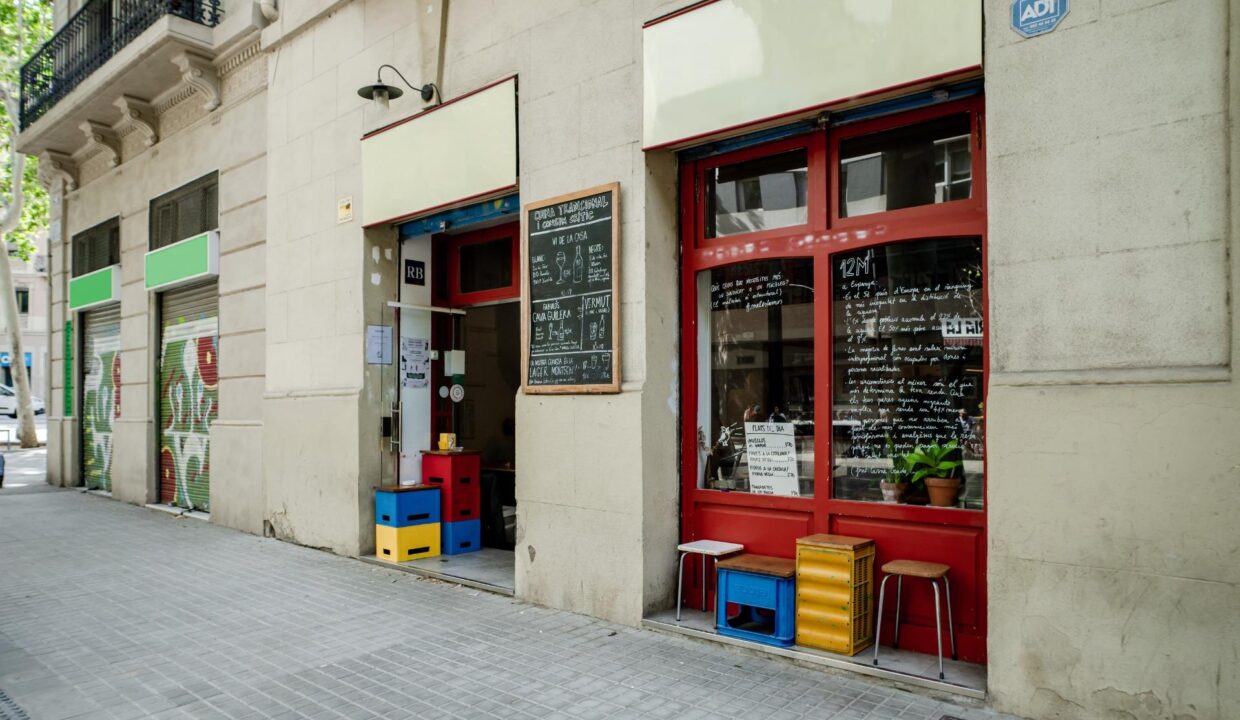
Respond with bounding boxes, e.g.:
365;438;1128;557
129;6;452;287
1011;0;1068;38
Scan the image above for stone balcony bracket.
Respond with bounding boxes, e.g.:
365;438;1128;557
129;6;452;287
36;151;78;193
113;95;159;147
172;51;222;112
78;120;121;169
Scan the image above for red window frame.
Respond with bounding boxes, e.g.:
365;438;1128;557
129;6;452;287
678;96;989;663
443;222;522;307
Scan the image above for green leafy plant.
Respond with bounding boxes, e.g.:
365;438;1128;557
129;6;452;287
902;440;963;485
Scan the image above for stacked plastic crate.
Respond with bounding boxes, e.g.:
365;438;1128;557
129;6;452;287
374;485;441;562
423;451;482;555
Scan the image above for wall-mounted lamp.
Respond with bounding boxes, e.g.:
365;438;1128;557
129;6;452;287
357;65;441;106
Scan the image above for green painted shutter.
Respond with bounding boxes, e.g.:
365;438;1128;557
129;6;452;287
158;281;218;510
80;305;121;491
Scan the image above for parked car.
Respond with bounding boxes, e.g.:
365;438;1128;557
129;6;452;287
0;385;45;418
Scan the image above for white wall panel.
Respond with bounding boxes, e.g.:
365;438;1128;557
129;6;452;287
362;77;518;227
643;0;982;148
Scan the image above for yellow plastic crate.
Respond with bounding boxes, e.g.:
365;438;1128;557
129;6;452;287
376;523;440;562
795;534;875;656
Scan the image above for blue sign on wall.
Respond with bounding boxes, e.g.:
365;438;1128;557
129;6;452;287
0;352;32;368
1011;0;1068;38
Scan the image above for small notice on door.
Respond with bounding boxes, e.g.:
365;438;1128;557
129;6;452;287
366;324;392;365
401;337;429;389
744;422;800;496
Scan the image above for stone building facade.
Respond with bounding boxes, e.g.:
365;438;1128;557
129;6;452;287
20;2;1239;718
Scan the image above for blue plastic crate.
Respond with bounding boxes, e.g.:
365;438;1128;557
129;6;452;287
715;566;796;647
442;519;481;555
375;487;441;528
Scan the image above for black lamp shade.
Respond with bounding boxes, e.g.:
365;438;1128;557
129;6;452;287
358;83;403;101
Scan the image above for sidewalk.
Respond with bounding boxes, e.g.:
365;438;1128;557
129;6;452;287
0;483;1018;720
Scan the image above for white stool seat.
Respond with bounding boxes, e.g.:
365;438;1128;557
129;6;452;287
675;540;744;621
677;540;744;556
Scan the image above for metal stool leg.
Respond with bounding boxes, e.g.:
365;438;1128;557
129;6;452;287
676;551;687;621
701;553;708;612
892;575;904;649
872;574;894;666
930;579;944;680
944;573;957;661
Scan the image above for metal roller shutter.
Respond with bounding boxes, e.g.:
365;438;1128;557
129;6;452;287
81;304;121;491
158;281;219;510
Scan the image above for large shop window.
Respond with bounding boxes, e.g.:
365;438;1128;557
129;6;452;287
831;238;985;508
839;114;971;218
697;258;815;496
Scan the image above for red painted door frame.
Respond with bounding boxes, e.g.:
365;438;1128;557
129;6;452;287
429;222;522;443
678;97;989;663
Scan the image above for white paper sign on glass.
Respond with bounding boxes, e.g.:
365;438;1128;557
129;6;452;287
401;337;429;388
744;422;800;496
366;324;392;365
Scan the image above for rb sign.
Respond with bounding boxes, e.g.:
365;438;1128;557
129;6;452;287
1011;0;1068;38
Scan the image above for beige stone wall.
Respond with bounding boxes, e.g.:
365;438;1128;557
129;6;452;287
256;0;683;619
46;48;268;532
984;1;1240;718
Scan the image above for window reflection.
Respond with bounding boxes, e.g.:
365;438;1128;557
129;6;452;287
707;150;808;238
840;114;972;218
830;238;985;508
697;259;815;496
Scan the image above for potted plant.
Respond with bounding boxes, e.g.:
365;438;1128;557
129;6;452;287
879;434;908;503
904;440;964;507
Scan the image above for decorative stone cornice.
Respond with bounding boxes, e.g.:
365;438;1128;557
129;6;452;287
172;51;221;112
78;120;120;168
218;41;261;77
113;95;159;147
36;151;77;193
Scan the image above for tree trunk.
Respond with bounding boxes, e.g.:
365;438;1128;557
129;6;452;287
0;252;38;447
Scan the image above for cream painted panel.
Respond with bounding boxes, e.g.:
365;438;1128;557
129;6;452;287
361;78;518;227
642;0;982;148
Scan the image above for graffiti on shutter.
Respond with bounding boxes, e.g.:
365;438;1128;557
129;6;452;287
159;316;218;510
82;308;120;491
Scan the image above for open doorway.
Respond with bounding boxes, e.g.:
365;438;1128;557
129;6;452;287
395;221;520;594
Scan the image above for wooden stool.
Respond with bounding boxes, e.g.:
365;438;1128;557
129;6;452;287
676;540;744;621
872;559;957;679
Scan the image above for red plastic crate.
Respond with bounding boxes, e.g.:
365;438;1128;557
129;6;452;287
422;451;481;522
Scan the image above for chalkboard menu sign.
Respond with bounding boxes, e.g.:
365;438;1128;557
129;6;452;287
830;237;985;504
522;183;620;393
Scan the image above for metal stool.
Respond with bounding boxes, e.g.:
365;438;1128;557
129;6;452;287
676;540;743;621
872;559;957;679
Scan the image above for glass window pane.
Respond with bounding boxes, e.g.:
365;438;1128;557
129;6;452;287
840;114;972;218
831;238;985;509
706;150;809;238
697;259;815;497
458;237;514;294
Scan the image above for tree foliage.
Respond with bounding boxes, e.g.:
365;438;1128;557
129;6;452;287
1;0;54;261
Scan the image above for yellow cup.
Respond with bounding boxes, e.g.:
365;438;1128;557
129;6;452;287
438;433;456;451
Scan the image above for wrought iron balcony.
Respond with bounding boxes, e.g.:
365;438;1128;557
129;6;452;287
19;0;222;130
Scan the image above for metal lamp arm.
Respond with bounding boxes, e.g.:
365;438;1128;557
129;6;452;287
376;64;441;104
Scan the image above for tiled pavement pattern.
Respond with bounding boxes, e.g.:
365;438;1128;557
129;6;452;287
0;486;1018;720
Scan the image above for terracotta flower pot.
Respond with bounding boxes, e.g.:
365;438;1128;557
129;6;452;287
879;482;905;503
925;477;962;507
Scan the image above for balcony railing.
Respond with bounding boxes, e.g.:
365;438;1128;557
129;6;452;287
19;0;222;130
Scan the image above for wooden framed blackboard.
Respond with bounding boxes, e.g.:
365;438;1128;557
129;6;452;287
521;182;621;394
